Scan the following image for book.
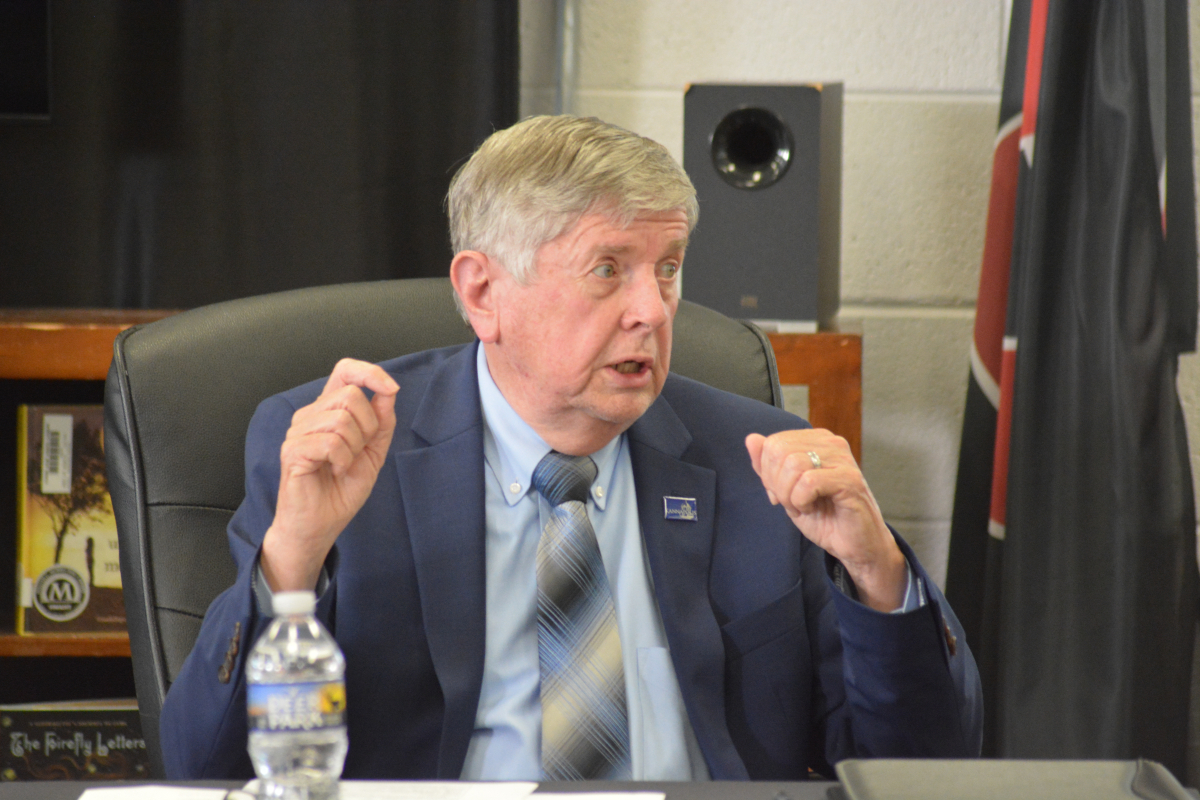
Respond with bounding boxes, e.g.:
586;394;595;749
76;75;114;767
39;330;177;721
0;699;149;781
15;405;126;635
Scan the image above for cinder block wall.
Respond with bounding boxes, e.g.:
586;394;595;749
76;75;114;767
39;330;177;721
520;0;1200;588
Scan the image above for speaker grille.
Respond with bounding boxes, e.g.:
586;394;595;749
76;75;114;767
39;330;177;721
711;107;793;190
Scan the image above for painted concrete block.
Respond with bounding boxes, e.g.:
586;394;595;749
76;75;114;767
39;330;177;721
843;310;975;523
890;519;951;589
842;95;997;305
1176;351;1200;524
572;89;687;162
576;0;1004;93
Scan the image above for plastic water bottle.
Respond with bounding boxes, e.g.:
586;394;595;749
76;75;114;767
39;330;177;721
246;590;348;800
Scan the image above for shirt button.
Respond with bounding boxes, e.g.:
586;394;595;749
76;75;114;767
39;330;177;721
594;486;605;499
509;482;521;494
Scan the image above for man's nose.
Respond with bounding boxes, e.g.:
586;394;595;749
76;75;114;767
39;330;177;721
623;268;671;329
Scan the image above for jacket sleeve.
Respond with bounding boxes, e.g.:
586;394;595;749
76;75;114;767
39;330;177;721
159;392;340;778
816;532;984;769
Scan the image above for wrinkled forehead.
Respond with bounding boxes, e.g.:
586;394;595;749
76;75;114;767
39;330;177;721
536;205;691;257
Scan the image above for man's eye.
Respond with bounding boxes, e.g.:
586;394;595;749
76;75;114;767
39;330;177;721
659;263;679;280
593;263;617;278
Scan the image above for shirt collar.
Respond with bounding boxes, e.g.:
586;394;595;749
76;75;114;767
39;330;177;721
476;344;622;510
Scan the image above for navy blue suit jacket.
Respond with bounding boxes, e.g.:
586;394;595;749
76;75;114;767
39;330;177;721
160;342;982;780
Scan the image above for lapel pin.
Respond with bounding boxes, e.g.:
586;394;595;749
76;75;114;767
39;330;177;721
664;496;698;521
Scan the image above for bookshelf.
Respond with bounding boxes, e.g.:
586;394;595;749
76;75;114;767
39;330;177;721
0;310;172;661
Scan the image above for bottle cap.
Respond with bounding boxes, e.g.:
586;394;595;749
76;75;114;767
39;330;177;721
272;590;317;616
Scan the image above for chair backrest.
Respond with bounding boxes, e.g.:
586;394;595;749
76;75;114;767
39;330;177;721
103;277;782;777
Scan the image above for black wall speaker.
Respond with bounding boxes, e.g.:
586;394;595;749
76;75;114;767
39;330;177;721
682;83;842;330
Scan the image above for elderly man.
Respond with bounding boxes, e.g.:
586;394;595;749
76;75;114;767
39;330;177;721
161;115;982;782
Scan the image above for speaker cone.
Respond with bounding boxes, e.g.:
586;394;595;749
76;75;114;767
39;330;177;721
710;107;793;190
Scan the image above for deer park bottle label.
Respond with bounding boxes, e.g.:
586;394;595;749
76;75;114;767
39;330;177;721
247;681;347;732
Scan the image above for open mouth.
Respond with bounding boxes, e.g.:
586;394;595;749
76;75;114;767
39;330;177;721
613;360;646;375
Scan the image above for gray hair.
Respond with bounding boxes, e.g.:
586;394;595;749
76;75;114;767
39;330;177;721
447;115;698;286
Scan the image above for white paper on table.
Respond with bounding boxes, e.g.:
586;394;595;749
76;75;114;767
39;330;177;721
78;783;658;800
79;787;234;800
335;781;539;800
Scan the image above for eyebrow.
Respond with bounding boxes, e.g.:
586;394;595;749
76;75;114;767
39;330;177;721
593;237;689;258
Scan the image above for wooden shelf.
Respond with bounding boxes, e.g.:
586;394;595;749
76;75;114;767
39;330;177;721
0;309;174;380
0;632;130;657
0;309;172;664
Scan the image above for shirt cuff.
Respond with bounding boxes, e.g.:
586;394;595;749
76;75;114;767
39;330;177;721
253;555;330;617
828;555;926;613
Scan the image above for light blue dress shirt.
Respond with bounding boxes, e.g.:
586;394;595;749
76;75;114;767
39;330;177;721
459;344;710;780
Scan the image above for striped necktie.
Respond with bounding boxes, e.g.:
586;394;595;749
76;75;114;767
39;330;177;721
532;450;630;780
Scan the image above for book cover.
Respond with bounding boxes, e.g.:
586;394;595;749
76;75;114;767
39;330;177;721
15;405;126;635
0;699;149;781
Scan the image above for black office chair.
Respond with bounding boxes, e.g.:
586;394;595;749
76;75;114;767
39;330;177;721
103;276;783;777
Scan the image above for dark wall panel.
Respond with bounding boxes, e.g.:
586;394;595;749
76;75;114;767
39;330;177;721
0;0;518;309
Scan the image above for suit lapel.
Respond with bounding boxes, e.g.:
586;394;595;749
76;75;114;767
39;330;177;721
393;343;487;778
628;393;749;780
391;354;747;778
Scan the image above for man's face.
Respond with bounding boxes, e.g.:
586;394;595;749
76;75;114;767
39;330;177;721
484;209;689;454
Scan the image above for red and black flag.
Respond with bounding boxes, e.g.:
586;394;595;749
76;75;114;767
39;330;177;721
945;0;1197;775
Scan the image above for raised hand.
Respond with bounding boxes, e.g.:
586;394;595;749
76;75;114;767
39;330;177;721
745;429;906;611
260;359;400;592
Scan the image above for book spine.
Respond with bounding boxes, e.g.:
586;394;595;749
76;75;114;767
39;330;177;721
15;405;29;635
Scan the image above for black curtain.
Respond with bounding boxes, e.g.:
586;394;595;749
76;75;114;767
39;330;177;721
0;0;518;309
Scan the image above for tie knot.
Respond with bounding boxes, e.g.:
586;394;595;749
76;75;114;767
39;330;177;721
532;451;597;506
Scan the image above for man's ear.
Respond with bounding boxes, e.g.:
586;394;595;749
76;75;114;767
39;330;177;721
450;250;501;343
